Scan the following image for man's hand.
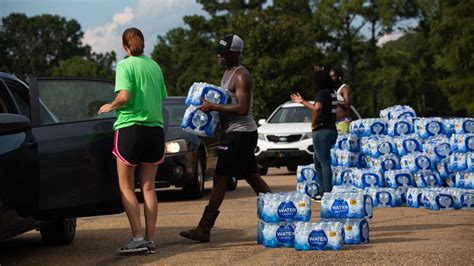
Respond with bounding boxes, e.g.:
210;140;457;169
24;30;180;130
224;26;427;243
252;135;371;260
197;97;215;113
98;103;113;114
290;93;304;103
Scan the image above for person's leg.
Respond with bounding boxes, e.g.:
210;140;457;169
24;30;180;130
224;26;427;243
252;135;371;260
314;129;338;194
246;173;271;194
312;131;324;194
116;159;142;238
137;163;158;242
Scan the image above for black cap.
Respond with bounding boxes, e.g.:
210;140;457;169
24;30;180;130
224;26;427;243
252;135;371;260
215;34;244;54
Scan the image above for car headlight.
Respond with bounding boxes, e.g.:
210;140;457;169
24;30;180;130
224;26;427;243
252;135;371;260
302;132;313;140
258;133;266;141
165;139;188;154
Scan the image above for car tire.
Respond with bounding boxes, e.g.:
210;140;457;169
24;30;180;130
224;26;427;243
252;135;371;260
182;154;205;199
258;166;268;176
40;218;76;245
287;165;297;173
226;177;238;191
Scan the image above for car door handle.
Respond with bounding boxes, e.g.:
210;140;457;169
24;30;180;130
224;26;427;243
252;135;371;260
27;141;38;149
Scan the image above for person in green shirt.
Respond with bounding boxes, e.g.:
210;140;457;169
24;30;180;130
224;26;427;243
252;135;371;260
98;27;167;255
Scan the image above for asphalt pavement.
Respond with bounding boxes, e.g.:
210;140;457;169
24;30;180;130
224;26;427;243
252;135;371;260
1;168;473;265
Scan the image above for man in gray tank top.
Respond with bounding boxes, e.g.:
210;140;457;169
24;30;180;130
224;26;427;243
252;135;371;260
180;34;272;243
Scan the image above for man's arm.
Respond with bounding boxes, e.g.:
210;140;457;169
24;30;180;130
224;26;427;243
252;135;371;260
199;69;251;115
337;85;352;109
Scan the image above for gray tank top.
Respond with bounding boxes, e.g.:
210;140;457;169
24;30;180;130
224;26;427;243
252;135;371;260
219;65;257;133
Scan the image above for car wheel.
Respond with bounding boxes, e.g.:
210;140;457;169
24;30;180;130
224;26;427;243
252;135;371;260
226;177;238;191
258;165;268;175
40;218;76;245
182;154;204;199
287;165;297;172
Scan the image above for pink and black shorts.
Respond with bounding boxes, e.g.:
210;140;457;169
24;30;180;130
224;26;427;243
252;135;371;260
113;124;165;166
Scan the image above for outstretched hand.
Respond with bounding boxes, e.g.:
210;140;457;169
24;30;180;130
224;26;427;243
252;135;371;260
290;93;304;104
197;97;214;113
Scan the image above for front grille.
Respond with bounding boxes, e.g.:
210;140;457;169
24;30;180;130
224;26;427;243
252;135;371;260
266;134;303;143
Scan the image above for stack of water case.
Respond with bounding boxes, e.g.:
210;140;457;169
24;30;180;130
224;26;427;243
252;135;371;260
180;82;229;137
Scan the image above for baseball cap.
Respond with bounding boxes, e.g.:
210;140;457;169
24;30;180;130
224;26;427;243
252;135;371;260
215;34;244;54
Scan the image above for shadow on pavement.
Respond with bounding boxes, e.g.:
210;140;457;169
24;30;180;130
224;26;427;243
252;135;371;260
372;223;473;232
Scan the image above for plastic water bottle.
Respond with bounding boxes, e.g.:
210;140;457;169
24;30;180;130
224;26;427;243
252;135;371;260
372;154;401;174
297;164;318;183
185;82;229;106
352;169;383;188
452;118;474;134
332;167;355;186
340;219;369;245
180;105;219;137
415;118;446;139
400;152;434;174
380;105;416;120
384;169;415;188
394;135;423;156
449;152;468;171
413;170;443;188
368;137;397;158
424;136;452;164
450;133;474;153
366;188;397;208
387;119;414;137
406;188;424;208
455;172;474;189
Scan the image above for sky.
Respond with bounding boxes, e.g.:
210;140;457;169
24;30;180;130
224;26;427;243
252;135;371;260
1;0;209;59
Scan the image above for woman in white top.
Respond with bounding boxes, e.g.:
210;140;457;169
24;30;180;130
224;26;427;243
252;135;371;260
330;68;352;133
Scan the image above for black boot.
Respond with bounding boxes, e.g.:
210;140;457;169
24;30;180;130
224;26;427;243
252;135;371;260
179;206;220;242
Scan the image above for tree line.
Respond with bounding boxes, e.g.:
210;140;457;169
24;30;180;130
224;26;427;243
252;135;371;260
0;0;472;119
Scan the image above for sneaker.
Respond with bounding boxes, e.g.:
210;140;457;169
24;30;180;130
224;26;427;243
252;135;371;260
117;239;150;254
146;241;156;254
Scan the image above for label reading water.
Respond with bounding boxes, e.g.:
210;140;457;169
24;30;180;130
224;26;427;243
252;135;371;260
331;199;349;217
276;224;295;244
278;201;297;219
308;230;328;250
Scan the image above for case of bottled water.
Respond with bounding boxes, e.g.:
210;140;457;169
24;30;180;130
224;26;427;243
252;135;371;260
449;152;468;171
297;164;318;183
454;172;474;189
350;119;387;137
321;192;373;219
415;118;446;139
400;152;434;173
336;150;360;167
413;170;443;188
387;119;414;137
331;185;360;193
450;133;474;153
422;190;455;210
335;134;360;152
332;167;355;186
331;148;338;166
297;181;320;199
322;218;369;245
359;137;373;155
436;158;452;180
380;105;416;120
294;222;344;251
406;188;424;208
368;137;397;158
262;222;295;248
261;192;311;223
452;118;474;134
257;219;265;244
366;188;397;208
384;169;415;188
468;152;474;171
180;105;219;137
185;82;229;106
371;154;401;173
461;191;474;209
352;169;383;188
394;135;423;156
395;187;409;206
424;136;452;164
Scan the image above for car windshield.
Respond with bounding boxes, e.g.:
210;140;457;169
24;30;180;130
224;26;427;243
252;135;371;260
163;102;187;127
268;106;312;123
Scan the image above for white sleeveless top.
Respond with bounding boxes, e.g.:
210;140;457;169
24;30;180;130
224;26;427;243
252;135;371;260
335;84;347;102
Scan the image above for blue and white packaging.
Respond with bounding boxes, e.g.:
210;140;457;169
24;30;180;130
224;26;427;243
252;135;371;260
358;137;373;155
380;105;416;120
424;136;452;164
394;135;423;156
297;164;318;183
185;82;228;106
468;152;474;171
262;193;311;223
321;192;373;219
422;190;455;211
406;188;424;208
413;170;444;188
384;169;415;188
454;172;474;189
350;119;387;137
330;148;338;166
340;219;369;244
450;133;474;153
297;181;320;199
180;105;219;137
335;134;360;152
368;137;397;158
294;222;344;251
262;222;295;248
352;169;383;188
415;118;445;139
462;192;474;209
436;158;452;180
395;187;409;206
400;152;434;173
335;150;359;167
332;167;354;186
257;219;265;244
449;152;468;171
387;119;414;137
372;154;401;173
366;188;397;208
452;118;474;134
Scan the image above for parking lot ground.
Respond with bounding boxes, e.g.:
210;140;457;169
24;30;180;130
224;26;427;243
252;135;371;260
1;168;473;265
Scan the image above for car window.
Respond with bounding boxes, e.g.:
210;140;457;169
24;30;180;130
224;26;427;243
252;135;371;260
38;79;116;125
163;102;187;127
5;81;30;117
268;106;312;123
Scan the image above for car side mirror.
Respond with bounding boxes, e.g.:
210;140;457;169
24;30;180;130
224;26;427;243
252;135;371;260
0;114;31;134
258;119;266;126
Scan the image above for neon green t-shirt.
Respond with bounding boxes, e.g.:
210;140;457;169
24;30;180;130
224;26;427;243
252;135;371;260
113;55;167;130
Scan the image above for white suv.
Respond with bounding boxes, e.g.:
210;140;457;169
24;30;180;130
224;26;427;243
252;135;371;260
255;101;361;175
